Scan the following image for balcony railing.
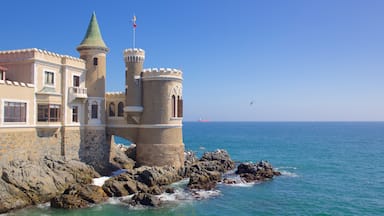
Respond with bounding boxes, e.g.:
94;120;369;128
69;87;87;101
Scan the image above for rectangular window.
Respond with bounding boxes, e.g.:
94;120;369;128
91;104;98;119
93;57;98;66
0;71;4;80
4;102;27;122
73;75;80;87
72;106;78;122
177;98;183;118
37;104;61;122
45;71;54;85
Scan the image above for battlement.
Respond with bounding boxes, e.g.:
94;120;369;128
0;48;85;63
106;91;125;98
142;68;183;81
124;48;145;63
0;79;34;88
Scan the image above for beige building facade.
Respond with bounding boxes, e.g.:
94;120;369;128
0;13;184;171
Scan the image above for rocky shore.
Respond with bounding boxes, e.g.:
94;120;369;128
0;144;281;213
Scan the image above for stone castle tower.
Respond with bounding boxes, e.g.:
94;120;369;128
76;12;110;169
78;13;185;168
123;49;184;168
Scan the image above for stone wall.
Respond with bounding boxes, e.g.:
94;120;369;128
79;126;111;174
0;128;62;164
62;127;83;161
0;126;112;175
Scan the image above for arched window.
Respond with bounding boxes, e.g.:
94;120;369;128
118;102;124;117
177;96;183;117
172;95;176;117
109;102;115;117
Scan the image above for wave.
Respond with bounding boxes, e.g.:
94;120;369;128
279;170;299;177
36;202;50;209
92;176;110;187
277;166;298;170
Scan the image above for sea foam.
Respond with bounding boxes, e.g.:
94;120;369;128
92;176;110;186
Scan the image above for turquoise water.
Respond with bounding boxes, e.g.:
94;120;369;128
9;122;384;215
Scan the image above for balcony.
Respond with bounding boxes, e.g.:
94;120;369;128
69;87;87;102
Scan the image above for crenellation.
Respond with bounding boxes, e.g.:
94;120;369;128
141;67;183;80
1;13;185;174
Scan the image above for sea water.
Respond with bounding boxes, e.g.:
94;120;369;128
8;122;384;215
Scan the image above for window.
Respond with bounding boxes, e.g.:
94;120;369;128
4;102;26;122
93;57;98;66
109;102;115;117
0;71;4;80
91;104;98;119
177;96;183;117
38;104;60;122
172;95;176;117
72;106;79;122
73;75;80;87
44;71;54;85
118;102;124;117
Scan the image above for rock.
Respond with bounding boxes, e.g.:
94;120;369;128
200;149;236;172
164;187;175;194
110;143;136;171
222;178;237;184
236;161;281;183
184;151;198;165
50;184;108;209
181;149;235;178
136;166;183;187
188;170;222;190
125;144;137;161
129;193;161;207
0;156;99;213
102;173;138;197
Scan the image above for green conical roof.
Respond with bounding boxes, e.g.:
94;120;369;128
77;12;108;51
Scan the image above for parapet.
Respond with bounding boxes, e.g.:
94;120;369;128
142;68;183;81
0;48;85;66
106;91;125;98
124;48;145;63
0;79;34;88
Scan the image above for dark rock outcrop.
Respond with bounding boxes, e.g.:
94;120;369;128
129;192;161;207
188;170;222;190
235;161;281;182
183;149;235;190
50;184;108;209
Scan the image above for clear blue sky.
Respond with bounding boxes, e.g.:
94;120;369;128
1;0;383;121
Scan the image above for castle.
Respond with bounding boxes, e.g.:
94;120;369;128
0;13;184;172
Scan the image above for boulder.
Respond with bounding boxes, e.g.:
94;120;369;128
51;184;108;209
200;149;235;172
136;166;183;187
236;161;281;183
110;143;136;171
102;173;138;197
0;156;99;213
129;192;161;207
188;170;222;190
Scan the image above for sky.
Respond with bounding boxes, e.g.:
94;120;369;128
1;0;383;121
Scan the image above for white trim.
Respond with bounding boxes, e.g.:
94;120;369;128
124;106;143;112
43;70;56;87
107;123;182;129
71;105;80;124
142;76;183;81
1;99;30;126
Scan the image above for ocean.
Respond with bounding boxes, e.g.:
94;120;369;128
8;122;384;215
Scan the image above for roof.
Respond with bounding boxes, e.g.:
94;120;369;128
77;12;108;51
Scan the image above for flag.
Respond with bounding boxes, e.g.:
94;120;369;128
133;15;137;28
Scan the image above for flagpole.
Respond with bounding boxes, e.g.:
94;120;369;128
133;26;135;48
132;15;137;48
